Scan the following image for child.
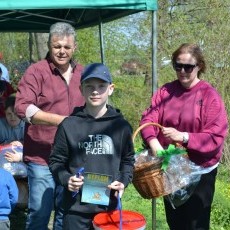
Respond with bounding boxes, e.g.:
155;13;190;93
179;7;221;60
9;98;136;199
0;74;15;118
0;168;19;230
0;94;25;162
49;63;135;230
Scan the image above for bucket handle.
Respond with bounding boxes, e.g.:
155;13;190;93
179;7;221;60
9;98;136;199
117;192;123;230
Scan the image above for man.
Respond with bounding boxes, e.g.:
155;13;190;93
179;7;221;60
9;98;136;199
15;22;85;230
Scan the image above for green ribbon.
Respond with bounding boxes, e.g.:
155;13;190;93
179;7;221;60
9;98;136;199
156;144;187;171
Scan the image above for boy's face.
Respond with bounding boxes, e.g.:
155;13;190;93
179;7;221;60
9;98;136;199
80;78;114;108
5;106;21;127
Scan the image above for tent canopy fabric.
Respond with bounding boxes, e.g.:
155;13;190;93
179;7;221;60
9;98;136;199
0;0;157;32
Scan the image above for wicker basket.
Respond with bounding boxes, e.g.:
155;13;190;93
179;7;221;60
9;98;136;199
132;122;174;199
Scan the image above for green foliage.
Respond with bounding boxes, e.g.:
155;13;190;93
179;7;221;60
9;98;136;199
77;27;101;65
211;179;230;229
110;75;152;131
0;33;30;63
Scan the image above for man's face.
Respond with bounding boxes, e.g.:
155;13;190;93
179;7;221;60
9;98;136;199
49;35;76;70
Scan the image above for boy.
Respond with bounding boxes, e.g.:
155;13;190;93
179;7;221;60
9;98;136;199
0;168;19;230
49;63;135;230
0;94;25;162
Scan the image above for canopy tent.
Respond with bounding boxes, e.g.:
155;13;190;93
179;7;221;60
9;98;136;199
0;1;159;229
0;0;157;32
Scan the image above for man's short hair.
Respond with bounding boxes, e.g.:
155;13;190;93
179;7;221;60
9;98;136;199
5;94;16;110
48;22;76;43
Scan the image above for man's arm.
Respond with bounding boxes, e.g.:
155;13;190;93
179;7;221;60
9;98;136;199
23;99;67;126
31;110;67;126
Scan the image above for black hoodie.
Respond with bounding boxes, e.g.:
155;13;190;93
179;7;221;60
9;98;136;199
49;105;134;213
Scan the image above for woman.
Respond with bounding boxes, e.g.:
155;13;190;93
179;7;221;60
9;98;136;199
140;43;228;229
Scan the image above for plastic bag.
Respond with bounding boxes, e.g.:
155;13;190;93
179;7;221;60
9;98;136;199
163;154;202;208
134;149;161;166
165;178;200;208
164;153;217;208
163;154;202;193
0;144;27;177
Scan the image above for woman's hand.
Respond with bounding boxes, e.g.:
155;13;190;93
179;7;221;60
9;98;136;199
162;127;183;143
108;181;125;197
68;175;84;192
148;138;164;156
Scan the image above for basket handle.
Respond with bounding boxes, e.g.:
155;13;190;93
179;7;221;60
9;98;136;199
132;122;184;150
132;122;163;143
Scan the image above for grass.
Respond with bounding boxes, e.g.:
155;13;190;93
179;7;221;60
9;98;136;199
122;184;168;230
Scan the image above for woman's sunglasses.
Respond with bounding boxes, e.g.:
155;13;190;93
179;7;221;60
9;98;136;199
173;62;198;74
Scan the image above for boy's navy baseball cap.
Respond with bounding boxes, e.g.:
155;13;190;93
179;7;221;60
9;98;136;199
81;63;112;83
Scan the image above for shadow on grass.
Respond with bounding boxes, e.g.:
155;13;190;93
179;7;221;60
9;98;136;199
9;207;27;230
9;208;54;230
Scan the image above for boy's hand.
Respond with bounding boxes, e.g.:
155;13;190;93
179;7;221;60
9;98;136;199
10;141;23;146
108;181;125;197
5;151;21;162
4;142;23;162
68;175;84;192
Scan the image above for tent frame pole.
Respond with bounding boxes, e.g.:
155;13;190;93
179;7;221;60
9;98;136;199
152;10;158;94
151;9;158;230
99;12;105;64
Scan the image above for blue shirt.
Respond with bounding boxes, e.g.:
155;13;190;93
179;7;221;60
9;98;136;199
0;118;25;144
0;168;18;220
0;63;10;83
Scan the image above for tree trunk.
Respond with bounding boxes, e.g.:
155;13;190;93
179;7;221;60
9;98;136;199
34;33;49;60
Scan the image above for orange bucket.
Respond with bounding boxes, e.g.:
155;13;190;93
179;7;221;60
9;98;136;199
93;210;146;230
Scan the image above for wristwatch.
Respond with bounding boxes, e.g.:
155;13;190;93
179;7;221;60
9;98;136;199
182;132;189;144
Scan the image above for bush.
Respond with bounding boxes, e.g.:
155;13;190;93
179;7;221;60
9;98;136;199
110;75;152;131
